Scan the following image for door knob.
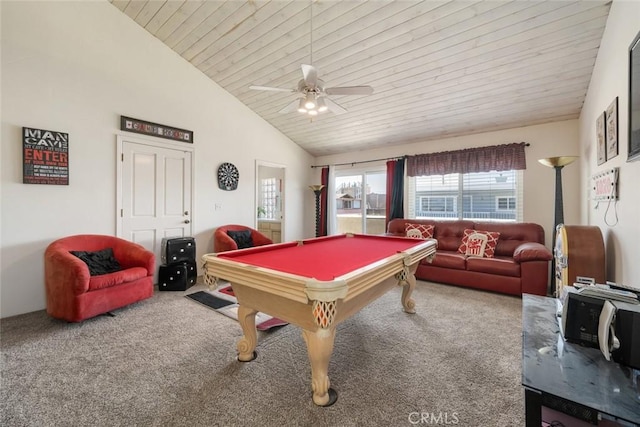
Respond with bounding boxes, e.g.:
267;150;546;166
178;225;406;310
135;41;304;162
184;219;190;224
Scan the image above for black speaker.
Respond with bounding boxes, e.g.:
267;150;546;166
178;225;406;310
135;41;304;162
612;301;640;369
158;260;196;291
161;237;196;264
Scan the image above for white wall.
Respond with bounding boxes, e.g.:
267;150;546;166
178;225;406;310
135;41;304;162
0;1;314;318
315;120;581;250
578;0;640;285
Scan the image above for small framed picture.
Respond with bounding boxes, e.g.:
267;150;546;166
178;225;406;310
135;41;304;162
606;97;618;160
596;111;606;165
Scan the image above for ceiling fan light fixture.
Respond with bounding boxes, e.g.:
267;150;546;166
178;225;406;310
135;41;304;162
297;98;308;113
308;109;318;116
317;97;328;112
304;92;316;110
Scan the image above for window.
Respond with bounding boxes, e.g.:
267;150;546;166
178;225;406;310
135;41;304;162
408;170;523;222
260;177;277;219
334;170;386;234
496;197;516;211
419;196;456;213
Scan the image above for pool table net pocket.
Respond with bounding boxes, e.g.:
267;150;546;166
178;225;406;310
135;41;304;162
312;300;337;328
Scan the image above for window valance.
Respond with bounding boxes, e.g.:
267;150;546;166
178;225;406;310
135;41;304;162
406;142;527;177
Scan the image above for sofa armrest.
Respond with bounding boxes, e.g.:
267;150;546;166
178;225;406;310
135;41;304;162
45;248;91;295
384;232;405;237
214;232;238;253
513;242;552;262
116;242;155;275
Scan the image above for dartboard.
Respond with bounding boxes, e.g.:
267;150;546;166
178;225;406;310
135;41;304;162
217;162;239;191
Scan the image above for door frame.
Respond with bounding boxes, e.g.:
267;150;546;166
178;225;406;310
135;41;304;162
116;133;195;238
255;159;286;242
334;166;386;234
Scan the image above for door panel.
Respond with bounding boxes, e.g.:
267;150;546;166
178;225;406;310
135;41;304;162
119;137;193;279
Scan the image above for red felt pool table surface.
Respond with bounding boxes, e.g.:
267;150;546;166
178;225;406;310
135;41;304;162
217;234;425;281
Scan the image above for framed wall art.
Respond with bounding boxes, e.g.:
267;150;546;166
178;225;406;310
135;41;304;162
606;97;618;160
596;111;606;165
628;30;640;162
120;116;193;143
23;127;69;185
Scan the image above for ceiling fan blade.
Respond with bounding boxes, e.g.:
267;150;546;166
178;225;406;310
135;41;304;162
278;99;301;114
301;64;318;88
325;98;347;115
325;86;374;96
249;85;295;93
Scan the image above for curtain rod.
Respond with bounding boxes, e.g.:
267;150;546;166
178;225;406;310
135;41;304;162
311;142;530;169
311;156;404;169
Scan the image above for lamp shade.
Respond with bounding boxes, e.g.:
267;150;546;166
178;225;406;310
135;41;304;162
538;156;578;168
297;98;307;113
304;92;317;109
317;97;328;112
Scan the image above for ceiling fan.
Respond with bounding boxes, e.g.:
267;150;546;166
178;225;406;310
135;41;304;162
250;64;374;116
248;1;373;116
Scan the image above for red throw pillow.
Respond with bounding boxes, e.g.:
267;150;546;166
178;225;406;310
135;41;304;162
458;229;500;258
405;223;434;239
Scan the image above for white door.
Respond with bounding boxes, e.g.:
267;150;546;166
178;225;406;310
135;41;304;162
117;136;193;275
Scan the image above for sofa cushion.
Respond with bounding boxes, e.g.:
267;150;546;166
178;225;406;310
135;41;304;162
428;250;466;270
473;222;545;257
458;229;500;258
433;220;474;251
88;267;149;291
466;256;520;277
405;223;434;239
227;230;254;249
70;248;122;276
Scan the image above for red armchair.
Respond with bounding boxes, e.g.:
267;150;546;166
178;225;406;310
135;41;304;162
214;224;273;253
44;234;155;322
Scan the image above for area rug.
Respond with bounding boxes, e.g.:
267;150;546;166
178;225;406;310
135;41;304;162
186;285;288;331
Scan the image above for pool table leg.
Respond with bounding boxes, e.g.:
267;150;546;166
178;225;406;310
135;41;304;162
302;327;338;407
236;305;258;362
399;266;417;314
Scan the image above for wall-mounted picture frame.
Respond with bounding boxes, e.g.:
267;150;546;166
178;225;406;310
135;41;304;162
596;111;607;165
120;116;193;143
606;97;618;160
628;30;640;162
23;127;69;185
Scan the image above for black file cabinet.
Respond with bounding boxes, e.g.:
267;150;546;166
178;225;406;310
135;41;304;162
158;237;196;291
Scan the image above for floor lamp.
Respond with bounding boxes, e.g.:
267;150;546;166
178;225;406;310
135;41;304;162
538;156;577;296
309;185;325;238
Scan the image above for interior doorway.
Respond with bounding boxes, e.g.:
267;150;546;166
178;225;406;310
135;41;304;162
255;160;285;243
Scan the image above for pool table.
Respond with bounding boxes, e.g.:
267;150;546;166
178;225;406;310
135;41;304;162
201;233;437;406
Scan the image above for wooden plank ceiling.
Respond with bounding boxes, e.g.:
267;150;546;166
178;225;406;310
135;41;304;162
109;0;611;157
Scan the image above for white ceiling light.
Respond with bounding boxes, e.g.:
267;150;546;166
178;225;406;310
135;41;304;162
304;92;317;110
249;0;373;118
297;98;307;113
317;97;328;112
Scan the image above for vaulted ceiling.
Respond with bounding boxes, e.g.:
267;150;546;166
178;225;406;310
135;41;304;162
109;0;611;157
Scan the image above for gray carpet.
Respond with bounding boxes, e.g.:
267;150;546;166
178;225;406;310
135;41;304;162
0;280;524;426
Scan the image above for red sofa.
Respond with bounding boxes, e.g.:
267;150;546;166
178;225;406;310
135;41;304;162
386;219;552;296
45;235;155;322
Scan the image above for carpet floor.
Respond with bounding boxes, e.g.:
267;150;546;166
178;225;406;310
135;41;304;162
0;280;524;426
